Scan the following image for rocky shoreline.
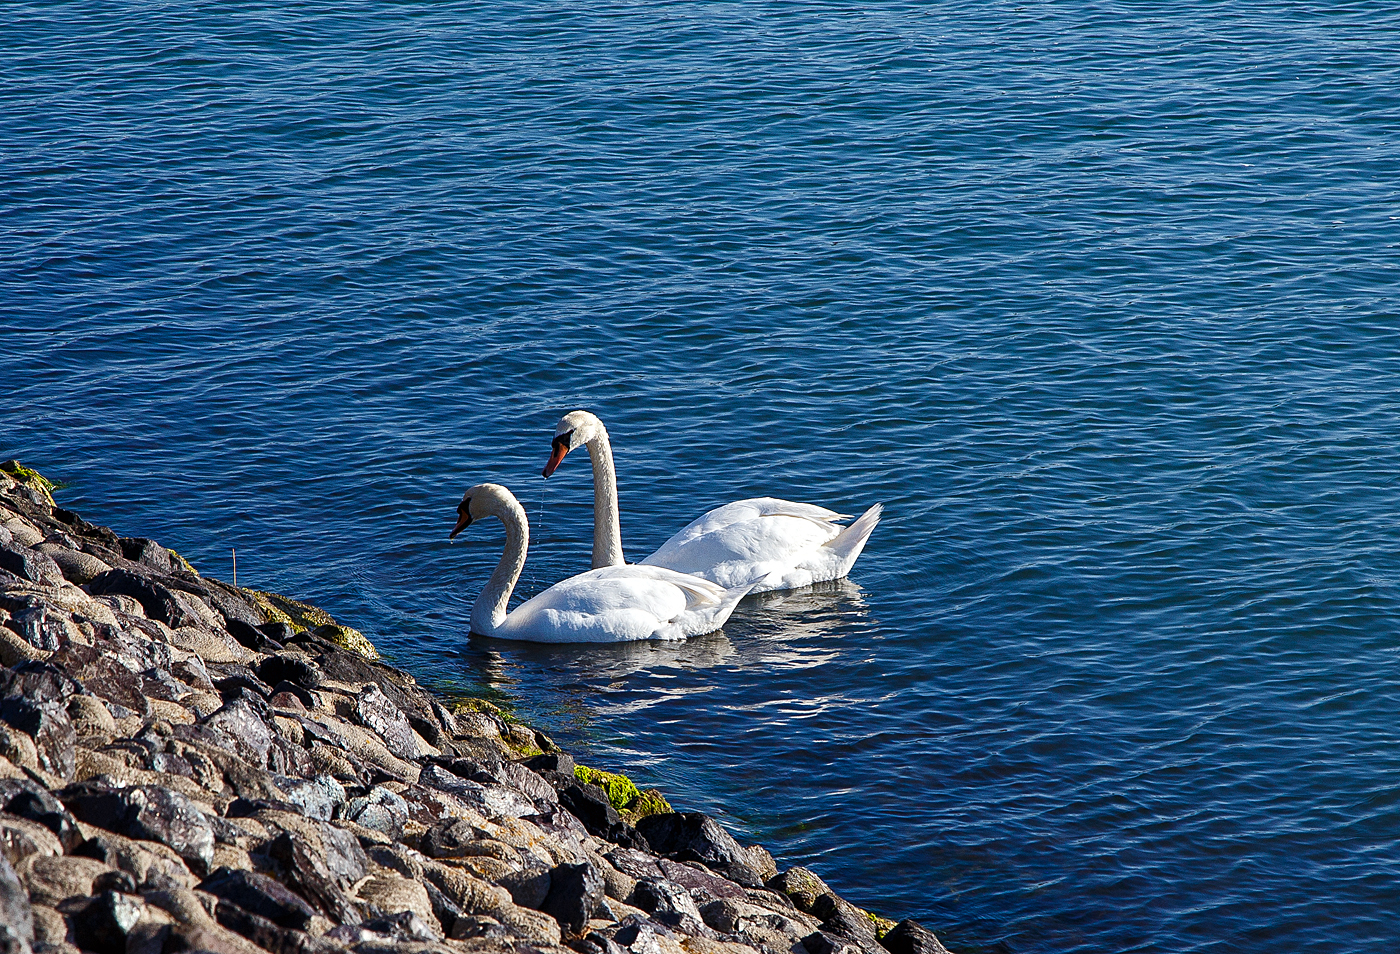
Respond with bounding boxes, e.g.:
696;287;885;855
0;461;953;954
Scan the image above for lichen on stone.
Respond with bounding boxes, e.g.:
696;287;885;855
865;909;897;939
0;459;58;506
167;548;199;575
244;588;379;659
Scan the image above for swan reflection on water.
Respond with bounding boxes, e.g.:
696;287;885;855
450;578;876;712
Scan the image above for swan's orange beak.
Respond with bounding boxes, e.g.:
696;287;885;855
542;434;571;478
450;510;472;539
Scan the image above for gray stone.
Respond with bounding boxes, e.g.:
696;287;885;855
879;919;951;954
0;779;82;851
628;878;711;937
327;910;438;944
606;847;664;883
657;858;746;900
36;544;110;585
542;860;604;936
210;897;342;954
521;751;575;776
257;830;363;925
140;667;191;702
118;538;172;573
557;778;638;846
273;774;345;821
66;694;116;737
63;890;144;954
768;867;833;913
342;786;409;838
0;699;75;780
607;913;675;954
354;684;419;761
803;931;867;954
171;656;217;693
0;545;65;588
202;697;275;767
493;760;558;810
59;653;152;718
0;813;64;867
634;813;760;886
498;855;554;909
5;604;60;652
0;661;83;704
257;654;323;690
418;764;537;820
0;851;33;954
810;894;882;954
199;866;317;931
58;782;215;875
86;569;203;629
318;821;368;886
448;915;508;941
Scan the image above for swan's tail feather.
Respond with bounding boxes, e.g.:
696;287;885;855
824;502;883;575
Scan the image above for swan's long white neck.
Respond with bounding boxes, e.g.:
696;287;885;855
584;429;625;568
471;494;528;636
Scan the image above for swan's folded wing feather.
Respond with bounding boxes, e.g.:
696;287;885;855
642;498;843;582
658;498;849;548
584;564;727;607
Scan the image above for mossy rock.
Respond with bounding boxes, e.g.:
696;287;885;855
864;910;897;939
575;765;640;812
244;588;378;659
452;698;504;717
168;548;199;575
313;624;379;659
1;460;57;506
573;765;673;821
624;788;673;823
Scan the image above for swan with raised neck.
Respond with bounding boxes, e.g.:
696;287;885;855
542;410;883;593
450;481;757;643
543;410;623;568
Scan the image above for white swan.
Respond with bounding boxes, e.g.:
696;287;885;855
450;483;756;643
541;411;883;593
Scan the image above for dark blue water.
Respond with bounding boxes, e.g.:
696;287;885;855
5;2;1400;951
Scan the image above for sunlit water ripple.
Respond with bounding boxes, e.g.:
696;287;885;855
5;2;1400;951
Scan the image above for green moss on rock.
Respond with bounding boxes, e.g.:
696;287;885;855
865;910;897;939
575;765;640;811
244;588;378;659
1;460;57;506
625;788;673;823
573;765;672;821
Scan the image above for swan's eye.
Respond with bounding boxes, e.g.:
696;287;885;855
553;431;573;451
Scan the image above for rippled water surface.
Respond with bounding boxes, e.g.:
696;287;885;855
5;2;1400;951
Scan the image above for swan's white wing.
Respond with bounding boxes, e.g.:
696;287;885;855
583;563;728;606
496;567;697;643
640;497;845;588
653;497;849;550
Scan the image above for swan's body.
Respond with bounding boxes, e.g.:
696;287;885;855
542;411;883;593
450;483;753;643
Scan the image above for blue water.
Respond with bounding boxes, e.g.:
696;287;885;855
5;2;1400;951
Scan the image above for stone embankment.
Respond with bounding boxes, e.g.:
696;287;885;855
0;461;953;954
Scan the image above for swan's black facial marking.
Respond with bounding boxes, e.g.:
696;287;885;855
543;430;574;478
450;498;473;538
